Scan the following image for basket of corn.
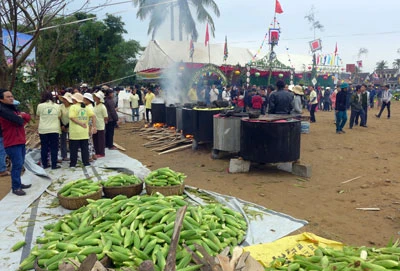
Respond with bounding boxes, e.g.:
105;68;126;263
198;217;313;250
102;173;143;198
145;167;186;196
57;179;102;210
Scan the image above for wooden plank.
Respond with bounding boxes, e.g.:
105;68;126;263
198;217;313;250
356;208;380;211
158;144;192;155
341;175;363;184
165;205;187;271
113;142;126;151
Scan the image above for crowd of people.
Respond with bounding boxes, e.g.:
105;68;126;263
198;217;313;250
0;80;393;196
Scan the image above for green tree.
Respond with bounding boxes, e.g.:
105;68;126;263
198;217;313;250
0;0;66;90
133;0;220;41
376;60;388;71
392;59;400;70
36;13;143;87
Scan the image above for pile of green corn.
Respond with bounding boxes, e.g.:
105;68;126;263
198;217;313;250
145;167;186;186
19;194;247;271
102;174;142;187
58;179;101;197
266;245;400;271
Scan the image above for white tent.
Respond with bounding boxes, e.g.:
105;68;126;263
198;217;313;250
134;40;256;72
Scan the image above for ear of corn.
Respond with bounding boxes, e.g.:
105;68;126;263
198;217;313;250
23;192;247;271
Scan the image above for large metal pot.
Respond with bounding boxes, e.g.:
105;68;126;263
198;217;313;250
151;102;166;123
193;108;223;142
182;107;194;135
213;114;242;152
240;118;301;163
166;105;177;127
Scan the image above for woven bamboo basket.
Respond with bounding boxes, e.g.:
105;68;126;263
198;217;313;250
145;183;185;196
57;187;102;210
103;182;143;198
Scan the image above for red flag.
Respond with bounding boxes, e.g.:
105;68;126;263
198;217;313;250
275;0;283;14
205;23;210;46
223;35;228;61
334;42;338;55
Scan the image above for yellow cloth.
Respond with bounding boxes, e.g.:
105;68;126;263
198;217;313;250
188;88;198;102
36;101;61;134
129;93;139;108
145;92;155;109
243;232;343;267
94;103;108;131
69;103;94;140
59;104;70;126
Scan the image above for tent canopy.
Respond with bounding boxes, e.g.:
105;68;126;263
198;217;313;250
134;40;257;72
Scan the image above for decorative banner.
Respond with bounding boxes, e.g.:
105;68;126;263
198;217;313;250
309;39;322;52
190;64;227;86
356;60;363;68
346;64;356;73
269;28;280;45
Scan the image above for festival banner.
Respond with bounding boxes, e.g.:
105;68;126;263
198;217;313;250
309;39;322;52
205;23;209;46
269;28;280;45
2;29;35;66
223;36;228;61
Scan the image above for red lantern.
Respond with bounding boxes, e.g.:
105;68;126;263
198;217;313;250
341;68;345;71
323;75;328;80
308;66;312;70
298;74;303;79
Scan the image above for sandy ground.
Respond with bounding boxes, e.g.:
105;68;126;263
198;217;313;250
1;102;399;248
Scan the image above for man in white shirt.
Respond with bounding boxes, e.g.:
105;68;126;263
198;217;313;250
375;84;392;119
209;84;219;103
222;85;231;104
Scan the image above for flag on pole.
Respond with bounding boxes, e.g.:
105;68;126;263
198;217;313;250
334;42;338;55
189;39;194;59
275;0;283;14
205;23;210;46
223;35;228;61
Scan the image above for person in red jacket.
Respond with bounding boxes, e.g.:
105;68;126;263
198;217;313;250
0;89;31;196
251;90;263;112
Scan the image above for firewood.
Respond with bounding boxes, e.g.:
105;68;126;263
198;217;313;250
158;144;192;155
165;206;187;271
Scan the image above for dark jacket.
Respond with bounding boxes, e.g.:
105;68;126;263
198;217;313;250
0;103;30;148
335;90;347;111
268;90;293;114
350;92;362;112
104;97;118;122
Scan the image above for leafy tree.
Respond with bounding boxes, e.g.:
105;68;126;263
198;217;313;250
36;13;143;87
133;0;220;41
0;0;66;90
392;59;400;70
376;60;388;71
304;5;324;39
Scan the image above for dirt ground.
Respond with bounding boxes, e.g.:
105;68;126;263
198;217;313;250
1;102;399;248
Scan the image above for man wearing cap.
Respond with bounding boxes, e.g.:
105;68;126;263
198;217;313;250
308;85;318;122
335;83;349;134
0;89;31;196
93;92;108;158
69;93;96;167
291;86;304;115
58;92;73;161
376;84;392;119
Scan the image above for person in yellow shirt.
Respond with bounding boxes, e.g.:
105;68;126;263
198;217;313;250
58;92;73;162
37;91;61;169
69;93;96;167
93;92;108;158
129;87;140;121
144;88;155;123
309;85;318;123
187;84;198;103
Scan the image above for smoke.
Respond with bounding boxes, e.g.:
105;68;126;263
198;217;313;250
159;63;190;105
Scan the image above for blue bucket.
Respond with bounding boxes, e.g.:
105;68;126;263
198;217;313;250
301;121;310;134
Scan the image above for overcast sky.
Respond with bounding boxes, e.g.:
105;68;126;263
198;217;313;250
67;0;400;73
